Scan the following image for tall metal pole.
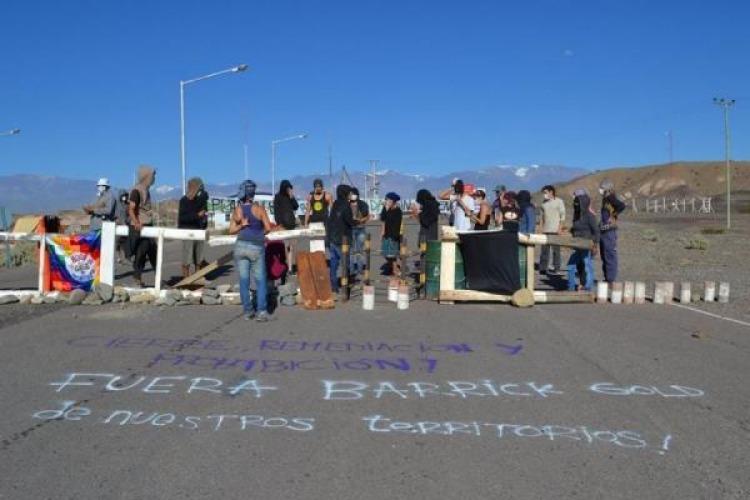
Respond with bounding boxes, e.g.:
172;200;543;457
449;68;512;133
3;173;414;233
271;141;276;194
179;81;186;195
714;97;735;230
243;144;249;179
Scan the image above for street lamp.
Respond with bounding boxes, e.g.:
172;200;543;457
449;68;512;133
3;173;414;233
713;97;735;230
0;128;21;137
271;133;308;192
180;64;249;195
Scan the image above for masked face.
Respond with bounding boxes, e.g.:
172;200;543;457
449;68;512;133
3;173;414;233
97;186;107;195
543;191;551;200
350;194;358;201
598;188;605;196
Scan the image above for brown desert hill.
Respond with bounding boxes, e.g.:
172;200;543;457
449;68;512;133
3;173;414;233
554;161;750;201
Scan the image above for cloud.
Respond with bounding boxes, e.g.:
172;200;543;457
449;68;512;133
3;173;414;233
563;49;574;57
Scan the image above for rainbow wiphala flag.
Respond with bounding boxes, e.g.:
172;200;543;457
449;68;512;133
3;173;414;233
46;231;101;292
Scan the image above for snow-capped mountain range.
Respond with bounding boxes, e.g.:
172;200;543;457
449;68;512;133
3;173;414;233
1;164;588;215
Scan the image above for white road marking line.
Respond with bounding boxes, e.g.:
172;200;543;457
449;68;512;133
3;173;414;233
670;302;750;328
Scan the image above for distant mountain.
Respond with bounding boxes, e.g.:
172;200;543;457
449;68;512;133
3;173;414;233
1;164;587;215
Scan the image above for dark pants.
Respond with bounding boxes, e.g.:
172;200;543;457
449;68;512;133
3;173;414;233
329;243;343;293
130;229;157;281
600;230;619;283
539;233;561;271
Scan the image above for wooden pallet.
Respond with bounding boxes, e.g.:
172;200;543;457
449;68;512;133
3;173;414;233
297;251;335;310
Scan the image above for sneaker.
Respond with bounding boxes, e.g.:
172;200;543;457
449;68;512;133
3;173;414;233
255;311;272;322
243;311;256;321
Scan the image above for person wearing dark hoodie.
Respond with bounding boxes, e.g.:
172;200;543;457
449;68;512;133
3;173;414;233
517;190;536;234
178;177;208;279
128;165;157;287
567;189;600;291
380;192;403;276
327;184;355;292
273;180;299;230
412;189;440;243
598;179;626;283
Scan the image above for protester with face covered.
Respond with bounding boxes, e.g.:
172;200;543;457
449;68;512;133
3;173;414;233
567;189;600;291
230;179;274;322
327;184;355;292
83;178;116;231
114;189;130;263
305;178;332;227
412;189;440;243
178;177;208;279
598;179;627;283
127;166;158;287
348;187;369;276
380;192;403;276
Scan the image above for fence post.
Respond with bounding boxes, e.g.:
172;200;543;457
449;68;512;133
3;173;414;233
100;222;116;288
154;229;165;293
340;235;350;302
419;239;427;299
400;236;408;284
364;233;371;286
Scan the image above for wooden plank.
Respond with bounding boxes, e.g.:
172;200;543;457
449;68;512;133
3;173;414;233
173;251;233;288
518;233;592;250
309;251;335;309
296;251;319;310
526;244;535;291
440;288;594;304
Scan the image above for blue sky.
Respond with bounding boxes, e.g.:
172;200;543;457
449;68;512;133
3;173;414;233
0;0;748;189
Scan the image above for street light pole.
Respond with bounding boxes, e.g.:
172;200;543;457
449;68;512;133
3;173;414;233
271;133;308;193
713;97;735;230
179;64;249;195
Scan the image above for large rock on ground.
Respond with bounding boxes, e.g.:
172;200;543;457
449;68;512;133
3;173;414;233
202;288;220;298
68;289;87;305
82;294;104;306
129;293;155;304
201;295;221;305
95;283;114;302
0;295;20;305
188;295;202;305
222;294;242;306
216;284;232;295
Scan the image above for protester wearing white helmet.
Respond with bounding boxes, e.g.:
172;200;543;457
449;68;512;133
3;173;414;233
83;177;116;231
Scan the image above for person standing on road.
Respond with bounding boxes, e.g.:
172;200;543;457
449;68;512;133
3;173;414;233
567;190;599;291
471;188;492;230
128;166;157;288
493;184;507;227
380;192;403;276
412;189;440;243
517;190;536;234
178;177;208;279
539;184;565;275
230;180;274;322
439;179;475;231
598;180;627;283
304;178;332;227
499;191;520;233
349;187;369;277
83;178;116;231
327;184;355;292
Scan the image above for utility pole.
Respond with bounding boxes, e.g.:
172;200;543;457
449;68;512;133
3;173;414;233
713;97;735;230
328;145;334;190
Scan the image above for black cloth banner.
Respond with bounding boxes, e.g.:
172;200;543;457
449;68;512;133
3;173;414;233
458;230;520;294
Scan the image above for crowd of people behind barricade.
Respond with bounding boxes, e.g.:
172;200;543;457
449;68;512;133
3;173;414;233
82;165;626;322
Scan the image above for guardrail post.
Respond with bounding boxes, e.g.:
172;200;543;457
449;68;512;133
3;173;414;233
100;222;116;287
364;232;371;286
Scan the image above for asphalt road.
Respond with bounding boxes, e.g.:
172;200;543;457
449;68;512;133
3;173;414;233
1;293;749;499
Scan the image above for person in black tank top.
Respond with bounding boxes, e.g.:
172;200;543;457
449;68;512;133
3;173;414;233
471;188;492;230
305;178;332;226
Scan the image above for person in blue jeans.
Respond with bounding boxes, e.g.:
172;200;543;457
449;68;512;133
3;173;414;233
327;184;355;292
348;187;370;276
567;190;600;291
230;180;274;322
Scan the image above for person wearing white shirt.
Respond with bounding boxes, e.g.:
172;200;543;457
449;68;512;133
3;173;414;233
439;179;475;231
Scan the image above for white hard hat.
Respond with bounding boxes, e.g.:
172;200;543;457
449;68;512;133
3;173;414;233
97;177;110;187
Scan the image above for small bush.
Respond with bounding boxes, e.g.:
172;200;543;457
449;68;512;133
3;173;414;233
701;228;725;235
641;229;659;242
685;238;708;251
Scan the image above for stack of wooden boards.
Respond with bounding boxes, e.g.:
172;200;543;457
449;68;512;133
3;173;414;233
296;251;335;310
